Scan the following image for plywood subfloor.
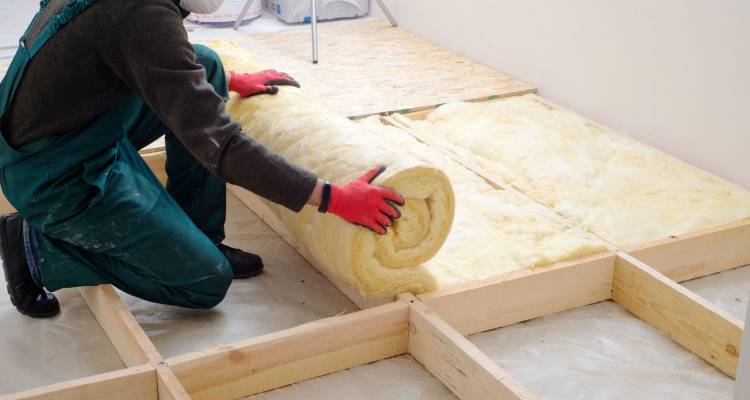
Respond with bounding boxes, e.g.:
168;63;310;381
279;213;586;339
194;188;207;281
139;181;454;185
3;18;534;154
202;18;534;119
121;191;358;358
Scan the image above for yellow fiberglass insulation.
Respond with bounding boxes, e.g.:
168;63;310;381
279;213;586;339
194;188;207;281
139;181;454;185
213;42;455;298
411;94;750;247
354;117;606;289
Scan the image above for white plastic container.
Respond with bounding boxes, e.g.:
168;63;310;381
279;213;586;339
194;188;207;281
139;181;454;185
188;0;262;25
263;0;369;23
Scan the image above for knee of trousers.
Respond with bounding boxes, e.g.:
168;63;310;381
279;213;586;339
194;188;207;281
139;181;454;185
193;44;228;98
191;258;233;309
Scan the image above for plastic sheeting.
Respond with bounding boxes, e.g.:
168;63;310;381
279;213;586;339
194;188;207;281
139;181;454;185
120;192;358;358
245;355;456;400
470;300;734;400
0;286;124;394
1;191;747;398
684;265;750;322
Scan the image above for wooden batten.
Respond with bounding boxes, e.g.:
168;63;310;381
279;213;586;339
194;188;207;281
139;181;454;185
401;294;536;400
167;301;409;400
623;219;750;282
0;365;157;400
612;253;743;378
420;252;615;336
79;285;162;367
156;366;191;400
0;194;14;214
142;150;168;186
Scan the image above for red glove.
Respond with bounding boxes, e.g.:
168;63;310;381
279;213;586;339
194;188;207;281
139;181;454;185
228;70;300;97
327;166;405;235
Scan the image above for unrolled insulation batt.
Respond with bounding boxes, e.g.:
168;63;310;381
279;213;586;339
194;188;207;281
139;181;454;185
410;94;750;246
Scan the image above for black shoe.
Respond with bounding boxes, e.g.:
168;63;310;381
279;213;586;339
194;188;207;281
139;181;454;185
0;214;60;318
218;243;264;279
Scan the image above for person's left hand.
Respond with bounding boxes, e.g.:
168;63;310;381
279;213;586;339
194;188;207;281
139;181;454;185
228;70;300;97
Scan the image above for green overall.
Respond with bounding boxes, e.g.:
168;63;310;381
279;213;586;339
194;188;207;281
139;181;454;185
0;0;233;309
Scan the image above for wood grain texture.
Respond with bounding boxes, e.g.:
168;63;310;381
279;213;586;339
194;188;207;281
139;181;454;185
0;192;15;214
612;253;743;378
198;19;534;120
79;285;162;367
142;151;167;186
156;366;191;400
228;184;386;309
0;365;157;400
623;219;750;282
420;252;615;336
167;301;409;400
403;294;536;400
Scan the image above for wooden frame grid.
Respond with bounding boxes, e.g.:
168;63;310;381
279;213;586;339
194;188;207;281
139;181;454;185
0;77;747;398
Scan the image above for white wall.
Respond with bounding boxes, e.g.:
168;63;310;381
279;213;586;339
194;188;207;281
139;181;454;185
372;0;750;188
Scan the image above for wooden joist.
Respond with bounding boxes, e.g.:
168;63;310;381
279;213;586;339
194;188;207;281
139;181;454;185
420;252;615;335
612;253;743;377
167;301;410;400
142;151;168;186
156;366;191;400
402;294;536;400
624;219;750;282
0;365;157;400
79;284;162;367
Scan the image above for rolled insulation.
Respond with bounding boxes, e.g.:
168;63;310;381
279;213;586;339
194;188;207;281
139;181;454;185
214;42;455;298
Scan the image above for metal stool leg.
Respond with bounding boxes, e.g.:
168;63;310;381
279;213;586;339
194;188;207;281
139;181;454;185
311;0;319;64
375;0;398;27
234;0;256;30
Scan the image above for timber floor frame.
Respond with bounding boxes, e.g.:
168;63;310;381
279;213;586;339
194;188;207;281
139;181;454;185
2;23;750;400
3;97;749;400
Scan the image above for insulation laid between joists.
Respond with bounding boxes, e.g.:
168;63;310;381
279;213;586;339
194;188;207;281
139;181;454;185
407;95;750;247
212;42;605;300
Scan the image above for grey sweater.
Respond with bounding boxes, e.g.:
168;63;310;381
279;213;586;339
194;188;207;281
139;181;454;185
2;0;317;212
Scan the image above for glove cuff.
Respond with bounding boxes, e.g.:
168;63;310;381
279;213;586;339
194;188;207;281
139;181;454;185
228;70;239;92
318;181;333;213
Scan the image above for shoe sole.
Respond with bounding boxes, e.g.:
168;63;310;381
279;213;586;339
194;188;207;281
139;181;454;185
234;269;264;280
0;215;21;310
0;215;59;318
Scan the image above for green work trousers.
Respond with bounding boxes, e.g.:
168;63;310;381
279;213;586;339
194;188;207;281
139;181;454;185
1;45;233;309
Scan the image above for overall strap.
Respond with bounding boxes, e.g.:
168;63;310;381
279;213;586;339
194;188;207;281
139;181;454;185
1;0;94;113
25;0;96;58
0;0;95;166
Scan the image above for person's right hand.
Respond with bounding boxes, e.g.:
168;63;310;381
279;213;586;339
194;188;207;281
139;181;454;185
328;166;405;235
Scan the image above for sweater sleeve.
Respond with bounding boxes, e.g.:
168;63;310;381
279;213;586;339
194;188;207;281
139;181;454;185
101;0;317;212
